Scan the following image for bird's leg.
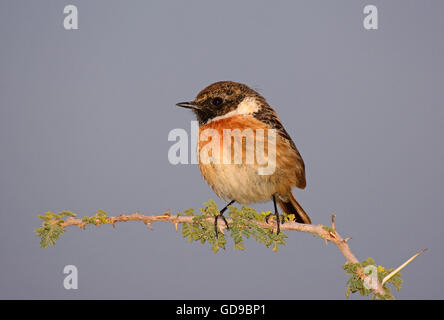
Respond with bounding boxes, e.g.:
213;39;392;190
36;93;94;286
215;200;235;235
265;196;283;232
273;194;281;235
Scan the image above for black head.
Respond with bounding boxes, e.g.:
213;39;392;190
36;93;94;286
176;81;261;124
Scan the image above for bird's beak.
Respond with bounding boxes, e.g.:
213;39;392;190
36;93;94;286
176;101;200;110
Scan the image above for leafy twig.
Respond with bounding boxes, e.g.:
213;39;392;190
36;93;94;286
35;201;426;299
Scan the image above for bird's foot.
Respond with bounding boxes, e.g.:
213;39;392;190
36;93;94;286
265;213;284;234
265;213;285;224
214;214;230;236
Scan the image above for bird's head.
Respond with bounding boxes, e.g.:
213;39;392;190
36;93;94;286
176;81;263;124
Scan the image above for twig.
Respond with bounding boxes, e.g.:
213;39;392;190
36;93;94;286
55;211;391;296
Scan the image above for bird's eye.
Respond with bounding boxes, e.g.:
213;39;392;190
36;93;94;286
212;97;223;106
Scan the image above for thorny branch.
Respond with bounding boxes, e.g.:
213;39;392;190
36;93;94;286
52;210;425;297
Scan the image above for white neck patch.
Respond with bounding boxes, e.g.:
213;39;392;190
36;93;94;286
206;97;260;124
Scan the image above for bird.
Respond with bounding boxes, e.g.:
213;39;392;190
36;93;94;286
176;81;311;234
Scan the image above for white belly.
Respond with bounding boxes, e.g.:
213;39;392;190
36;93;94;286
200;163;278;204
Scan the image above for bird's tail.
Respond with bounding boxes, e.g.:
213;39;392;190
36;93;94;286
276;192;311;224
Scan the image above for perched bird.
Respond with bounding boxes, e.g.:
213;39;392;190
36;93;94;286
176;81;311;234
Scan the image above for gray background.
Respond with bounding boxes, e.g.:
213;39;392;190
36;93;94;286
1;0;443;299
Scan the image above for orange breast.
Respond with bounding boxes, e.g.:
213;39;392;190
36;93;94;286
198;115;271;165
200;114;269;132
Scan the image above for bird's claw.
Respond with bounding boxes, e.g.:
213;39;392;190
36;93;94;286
214;214;230;236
